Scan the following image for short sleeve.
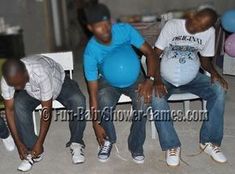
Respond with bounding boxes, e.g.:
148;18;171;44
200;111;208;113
1;77;15;100
199;28;215;57
126;24;145;48
155;21;173;50
83;49;99;81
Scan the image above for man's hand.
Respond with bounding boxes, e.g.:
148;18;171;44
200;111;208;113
16;142;28;160
31;141;44;158
211;73;228;90
93;123;107;146
137;80;154;103
155;79;168;98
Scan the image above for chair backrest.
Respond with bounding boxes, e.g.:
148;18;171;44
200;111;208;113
41;51;74;79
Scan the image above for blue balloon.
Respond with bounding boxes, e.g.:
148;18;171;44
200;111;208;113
221;9;235;33
102;45;140;88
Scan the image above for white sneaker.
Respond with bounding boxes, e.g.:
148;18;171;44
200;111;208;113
70;143;85;164
166;147;180;166
98;140;112;162
200;143;227;163
2;134;15;151
17;153;44;172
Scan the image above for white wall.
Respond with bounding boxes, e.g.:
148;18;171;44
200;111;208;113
100;0;235;18
0;0;49;55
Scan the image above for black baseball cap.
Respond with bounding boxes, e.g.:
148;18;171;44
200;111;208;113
85;3;111;24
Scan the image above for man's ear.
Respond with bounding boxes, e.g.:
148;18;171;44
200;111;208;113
87;24;93;32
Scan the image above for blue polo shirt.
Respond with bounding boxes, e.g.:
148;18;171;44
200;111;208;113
83;23;145;81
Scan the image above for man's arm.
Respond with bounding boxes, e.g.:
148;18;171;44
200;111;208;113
140;42;156;78
87;81;106;145
4;99;28;159
153;47;168;97
32;99;52;157
137;42;157;103
200;56;228;90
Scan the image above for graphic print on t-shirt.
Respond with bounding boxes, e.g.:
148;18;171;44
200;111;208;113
172;35;203;45
163;45;199;64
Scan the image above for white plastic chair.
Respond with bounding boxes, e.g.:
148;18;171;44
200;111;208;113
32;51;74;135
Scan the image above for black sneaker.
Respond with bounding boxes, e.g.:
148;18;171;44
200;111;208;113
132;153;145;164
98;140;112;162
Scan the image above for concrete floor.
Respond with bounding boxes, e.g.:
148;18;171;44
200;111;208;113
0;48;235;174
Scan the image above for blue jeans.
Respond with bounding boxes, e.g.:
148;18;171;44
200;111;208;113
0;116;9;139
152;72;225;151
14;76;86;150
98;73;147;156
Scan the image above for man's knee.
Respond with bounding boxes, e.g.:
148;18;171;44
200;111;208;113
212;82;225;101
68;92;86;109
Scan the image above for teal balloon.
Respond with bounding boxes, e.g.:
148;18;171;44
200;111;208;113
102;46;140;88
221;9;235;33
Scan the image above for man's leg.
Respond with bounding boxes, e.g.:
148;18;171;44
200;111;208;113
0;116;15;151
151;79;182;166
0;116;9;139
97;79;121;144
56;76;86;147
95;79;121;162
14;90;40;150
126;74;148;158
170;72;227;163
126;88;147;156
179;73;225;146
151;94;181;151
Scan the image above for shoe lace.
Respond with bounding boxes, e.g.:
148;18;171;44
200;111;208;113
211;144;221;153
167;148;190;166
26;154;34;165
168;148;178;156
71;145;84;156
100;141;111;154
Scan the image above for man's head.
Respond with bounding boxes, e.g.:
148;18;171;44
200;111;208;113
186;8;217;34
85;3;112;44
2;59;28;90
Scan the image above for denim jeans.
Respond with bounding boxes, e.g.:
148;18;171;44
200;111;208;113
14;76;86;150
0;116;9;139
98;73;148;155
152;72;225;151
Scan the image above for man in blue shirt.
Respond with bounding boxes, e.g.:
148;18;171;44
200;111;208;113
84;3;156;163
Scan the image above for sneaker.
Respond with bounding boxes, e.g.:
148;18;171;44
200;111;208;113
132;154;145;164
166;147;180;166
200;143;227;163
17;153;43;172
98;140;112;162
70;143;85;164
2;135;15;151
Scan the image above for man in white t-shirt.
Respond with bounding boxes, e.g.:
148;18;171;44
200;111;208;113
152;8;228;166
1;56;86;172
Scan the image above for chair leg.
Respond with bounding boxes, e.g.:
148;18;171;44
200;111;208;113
32;111;38;136
183;100;190;115
149;109;156;139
